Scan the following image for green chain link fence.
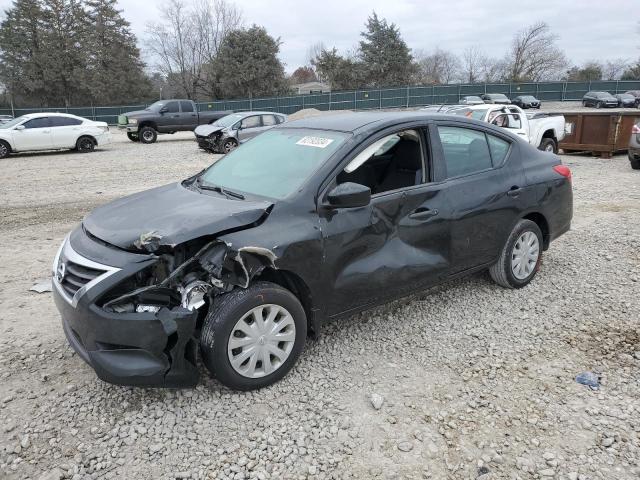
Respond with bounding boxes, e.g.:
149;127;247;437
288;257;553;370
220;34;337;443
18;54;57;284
2;80;639;125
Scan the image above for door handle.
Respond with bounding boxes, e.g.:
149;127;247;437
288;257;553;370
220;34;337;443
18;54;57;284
409;208;438;220
507;186;522;197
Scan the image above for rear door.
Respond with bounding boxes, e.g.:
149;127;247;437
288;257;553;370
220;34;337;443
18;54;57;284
179;101;198;129
50;116;83;148
432;122;526;272
13;117;52;151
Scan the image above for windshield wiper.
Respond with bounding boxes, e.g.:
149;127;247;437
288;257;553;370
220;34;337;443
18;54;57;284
196;177;245;200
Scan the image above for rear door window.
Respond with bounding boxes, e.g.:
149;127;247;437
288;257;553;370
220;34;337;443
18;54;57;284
262;115;277;126
437;126;493;178
487;134;510;165
50;117;82;127
180;101;194;113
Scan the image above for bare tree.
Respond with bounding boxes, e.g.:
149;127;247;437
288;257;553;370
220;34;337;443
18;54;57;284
460;46;485;83
145;0;242;99
415;48;460;84
505;21;567;82
602;58;628;80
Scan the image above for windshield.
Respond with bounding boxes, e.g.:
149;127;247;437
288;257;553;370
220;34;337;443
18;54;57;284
492;94;509;100
0;116;26;129
619;94;633;99
199;128;349;199
214;113;245;128
146;101;165;111
521;96;536;101
465;96;482;101
449;108;489;121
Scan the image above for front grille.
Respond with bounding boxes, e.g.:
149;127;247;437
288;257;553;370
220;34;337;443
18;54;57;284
60;260;106;298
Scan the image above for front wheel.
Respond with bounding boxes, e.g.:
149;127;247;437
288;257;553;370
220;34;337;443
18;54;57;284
127;132;140;142
539;138;557;154
630;156;640;170
76;136;95;153
139;126;157;144
596;101;602;109
222;138;238;153
200;282;307;390
489;219;543;289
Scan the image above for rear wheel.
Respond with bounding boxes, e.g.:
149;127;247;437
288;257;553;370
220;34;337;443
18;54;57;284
539;138;557;154
76;136;95;153
489;219;543;289
200;281;307;390
596;101;602;109
0;140;10;159
127;132;140;142
139;126;157;144
630;156;640;170
582;100;587;107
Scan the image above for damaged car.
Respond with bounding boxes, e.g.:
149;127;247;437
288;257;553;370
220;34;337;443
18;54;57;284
53;111;573;391
194;111;287;153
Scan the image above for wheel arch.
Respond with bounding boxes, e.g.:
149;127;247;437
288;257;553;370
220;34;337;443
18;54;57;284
0;138;12;153
252;268;319;336
138;121;157;131
77;134;97;146
541;129;556;141
522;212;550;250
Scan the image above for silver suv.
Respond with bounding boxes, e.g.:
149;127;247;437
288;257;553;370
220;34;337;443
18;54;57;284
195;111;287;153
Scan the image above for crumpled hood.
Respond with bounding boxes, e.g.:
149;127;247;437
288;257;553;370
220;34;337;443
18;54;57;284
83;182;273;251
194;124;225;136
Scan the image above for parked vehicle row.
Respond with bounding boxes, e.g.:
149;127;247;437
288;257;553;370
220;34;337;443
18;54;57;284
0;114;13;125
118;99;232;144
0;113;111;158
51;110;573;390
458;91;640;110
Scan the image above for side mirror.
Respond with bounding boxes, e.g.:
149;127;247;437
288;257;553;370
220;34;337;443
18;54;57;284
15;125;25;131
159;107;168;114
326;182;371;209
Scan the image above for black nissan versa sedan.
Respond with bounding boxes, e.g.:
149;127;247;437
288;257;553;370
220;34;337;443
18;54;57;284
52;112;573;391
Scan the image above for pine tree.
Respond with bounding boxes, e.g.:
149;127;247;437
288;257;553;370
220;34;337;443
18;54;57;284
0;0;49;105
83;0;151;104
213;25;288;99
358;12;417;87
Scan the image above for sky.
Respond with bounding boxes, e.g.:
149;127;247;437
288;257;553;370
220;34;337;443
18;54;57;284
0;0;634;73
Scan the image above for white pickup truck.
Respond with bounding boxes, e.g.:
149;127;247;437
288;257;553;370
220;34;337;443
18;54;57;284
448;104;566;153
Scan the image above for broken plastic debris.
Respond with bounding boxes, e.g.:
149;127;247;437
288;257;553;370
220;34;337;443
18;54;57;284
30;280;52;293
133;230;163;252
575;371;600;390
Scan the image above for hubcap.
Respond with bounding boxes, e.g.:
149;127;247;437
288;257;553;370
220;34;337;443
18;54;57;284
545;144;554;152
143;131;154;141
0;144;7;156
224;141;236;153
511;231;539;280
227;304;296;378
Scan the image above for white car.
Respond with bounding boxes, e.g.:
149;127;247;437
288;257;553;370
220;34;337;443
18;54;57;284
0;113;111;158
448;104;565;153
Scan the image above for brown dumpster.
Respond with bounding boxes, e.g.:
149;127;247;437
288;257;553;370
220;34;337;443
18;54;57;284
559;111;640;158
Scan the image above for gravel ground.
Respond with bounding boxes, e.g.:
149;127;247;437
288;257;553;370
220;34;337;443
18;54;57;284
0;130;639;480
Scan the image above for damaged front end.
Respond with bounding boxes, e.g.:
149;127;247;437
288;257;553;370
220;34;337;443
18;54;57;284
53;228;277;388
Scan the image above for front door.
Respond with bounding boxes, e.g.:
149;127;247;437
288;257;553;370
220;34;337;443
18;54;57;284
319;126;451;317
237;115;263;142
13;117;53;151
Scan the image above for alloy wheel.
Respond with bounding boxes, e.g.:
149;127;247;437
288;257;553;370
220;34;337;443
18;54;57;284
545;143;554;152
227;304;296;379
223;140;236;153
511;231;539;280
142;130;155;142
0;143;7;157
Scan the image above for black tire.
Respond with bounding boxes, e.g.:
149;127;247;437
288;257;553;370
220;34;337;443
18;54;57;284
76;136;95;153
0;140;10;159
139;126;157;144
222;138;238;153
127;132;140;142
630;157;640;170
489;219;543;289
539;138;557;154
200;281;307;390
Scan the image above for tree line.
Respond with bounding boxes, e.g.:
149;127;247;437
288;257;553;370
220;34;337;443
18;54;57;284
0;0;638;109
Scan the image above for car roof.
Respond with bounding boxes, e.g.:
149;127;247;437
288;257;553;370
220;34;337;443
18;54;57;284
233;111;286;117
22;112;85;119
281;110;490;134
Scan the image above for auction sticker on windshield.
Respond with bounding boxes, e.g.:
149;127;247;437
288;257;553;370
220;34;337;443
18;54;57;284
296;136;335;148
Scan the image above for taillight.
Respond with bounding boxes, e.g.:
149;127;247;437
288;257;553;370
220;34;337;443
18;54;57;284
632;124;640;134
553;164;572;182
